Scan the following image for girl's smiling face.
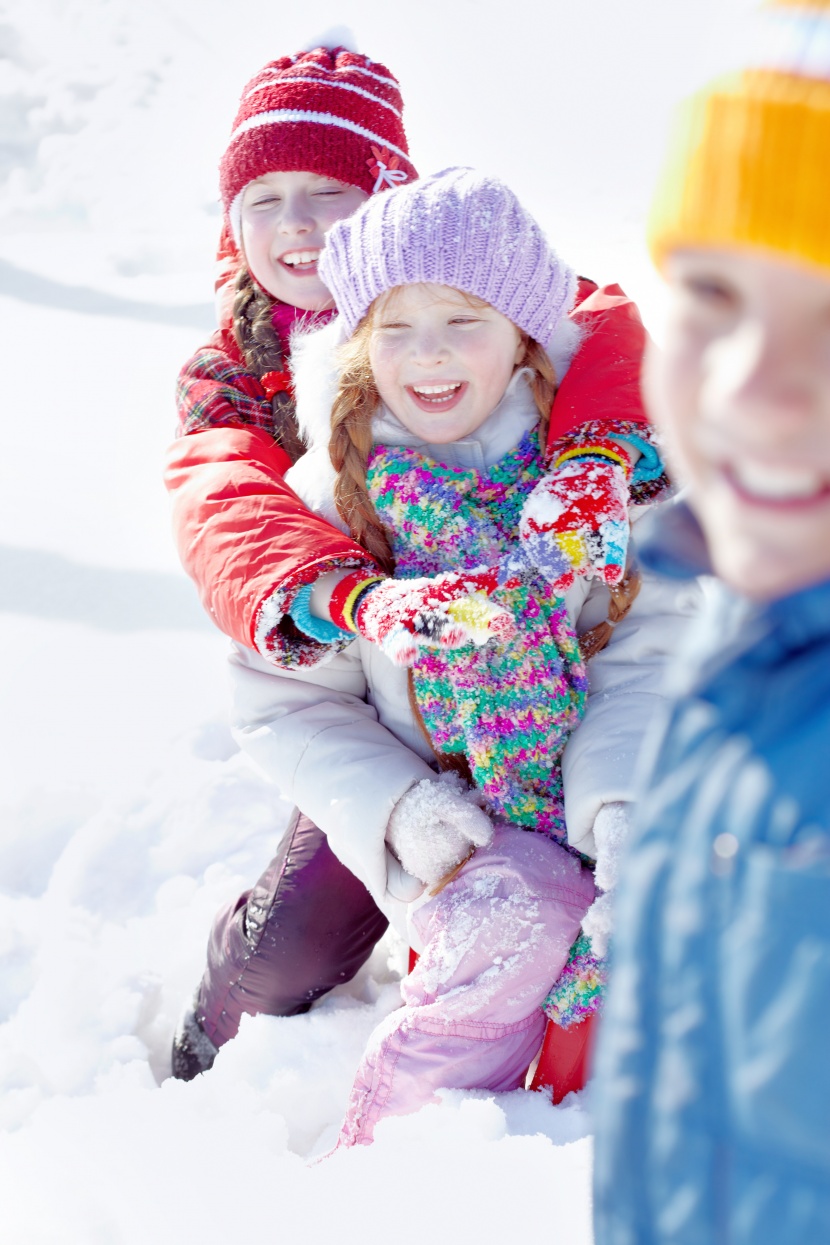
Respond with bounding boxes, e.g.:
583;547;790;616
368;283;524;443
240;170;367;309
646;247;830;599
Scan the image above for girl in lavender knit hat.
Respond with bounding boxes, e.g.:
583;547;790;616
168;44;671;1089
229;168;694;1144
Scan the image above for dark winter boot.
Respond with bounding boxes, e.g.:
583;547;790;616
171;996;219;1082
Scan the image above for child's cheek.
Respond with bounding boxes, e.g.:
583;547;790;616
470;334;508;381
241;213;271;258
369;336;407;403
371;336;404;371
642;336;703;486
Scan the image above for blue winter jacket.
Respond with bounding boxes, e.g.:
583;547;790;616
593;502;830;1245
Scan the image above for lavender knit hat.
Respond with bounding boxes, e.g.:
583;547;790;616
318;167;577;343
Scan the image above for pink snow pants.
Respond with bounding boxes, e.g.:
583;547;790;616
338;825;595;1147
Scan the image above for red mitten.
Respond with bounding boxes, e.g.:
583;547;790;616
329;568;515;668
520;441;633;593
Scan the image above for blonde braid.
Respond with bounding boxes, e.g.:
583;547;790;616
329;317;396;575
519;336;557;454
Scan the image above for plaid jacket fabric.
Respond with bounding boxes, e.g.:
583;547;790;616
175;327;275;438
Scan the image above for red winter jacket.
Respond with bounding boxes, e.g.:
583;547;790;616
165;279;651;664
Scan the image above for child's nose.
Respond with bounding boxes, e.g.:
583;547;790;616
277;197;315;233
411;330;449;364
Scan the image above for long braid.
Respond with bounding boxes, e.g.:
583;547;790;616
521;336;557;454
329;318;396;574
232;268;305;463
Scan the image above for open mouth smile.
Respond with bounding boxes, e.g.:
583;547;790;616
407;382;466;411
725;461;830;508
278;249;322;274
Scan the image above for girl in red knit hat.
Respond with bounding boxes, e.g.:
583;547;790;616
166;44;670;1081
207;44;418;461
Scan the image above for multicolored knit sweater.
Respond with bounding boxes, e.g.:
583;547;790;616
367;427;588;843
367;427;609;1027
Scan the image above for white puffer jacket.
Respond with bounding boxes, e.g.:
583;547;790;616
229;320;702;922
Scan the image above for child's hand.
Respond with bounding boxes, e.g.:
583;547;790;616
351;568;516;667
520;449;632;593
386;773;493;889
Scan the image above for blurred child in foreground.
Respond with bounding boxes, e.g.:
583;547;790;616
593;2;830;1241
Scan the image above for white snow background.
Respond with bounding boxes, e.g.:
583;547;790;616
0;2;752;1241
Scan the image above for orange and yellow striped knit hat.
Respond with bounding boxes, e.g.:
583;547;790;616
649;1;830;275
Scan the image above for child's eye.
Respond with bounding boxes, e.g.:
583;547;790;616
312;182;347;197
377;321;409;331
682;274;739;311
252;195;280;208
449;316;480;326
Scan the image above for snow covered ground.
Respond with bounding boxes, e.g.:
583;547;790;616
0;2;748;1240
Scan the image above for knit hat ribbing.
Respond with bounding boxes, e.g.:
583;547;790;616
318;167;577;345
649;1;830;274
220;47;417;244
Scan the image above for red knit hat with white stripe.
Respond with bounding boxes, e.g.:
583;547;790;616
220;46;418;246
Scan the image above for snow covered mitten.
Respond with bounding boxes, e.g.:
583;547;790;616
581;801;632;958
330;568;516;668
520;439;633;593
386;772;494;888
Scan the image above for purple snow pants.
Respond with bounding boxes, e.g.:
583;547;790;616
337;825;595;1147
196;810;389;1049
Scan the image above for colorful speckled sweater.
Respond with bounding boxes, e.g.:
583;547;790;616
367;427;588;844
367;428;607;1027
